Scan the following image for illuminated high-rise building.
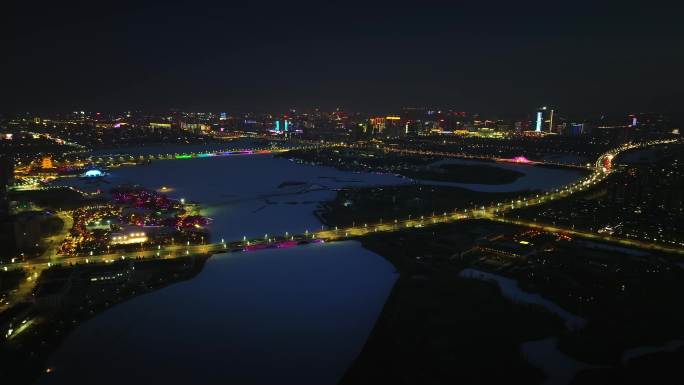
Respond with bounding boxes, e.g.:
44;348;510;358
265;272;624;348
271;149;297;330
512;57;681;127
369;117;386;135
535;109;544;132
535;106;555;133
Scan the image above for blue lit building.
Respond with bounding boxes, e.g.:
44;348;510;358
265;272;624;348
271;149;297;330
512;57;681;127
82;169;106;178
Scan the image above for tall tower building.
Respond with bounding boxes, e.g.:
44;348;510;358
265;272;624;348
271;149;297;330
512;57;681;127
535;108;545;132
535;106;555;133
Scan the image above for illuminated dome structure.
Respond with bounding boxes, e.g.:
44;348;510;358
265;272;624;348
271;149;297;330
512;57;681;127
82;169;106;178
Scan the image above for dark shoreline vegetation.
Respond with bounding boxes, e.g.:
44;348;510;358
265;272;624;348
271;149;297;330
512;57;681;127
334;218;684;385
338;221;561;385
317;184;533;228
0;255;211;385
280;148;531;185
9;188;101;211
401;163;525;184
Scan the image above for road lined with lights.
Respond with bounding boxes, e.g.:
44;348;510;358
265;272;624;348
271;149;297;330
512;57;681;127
486;217;684;255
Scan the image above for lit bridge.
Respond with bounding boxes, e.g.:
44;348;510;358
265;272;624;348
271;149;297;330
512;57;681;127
61;146;318;166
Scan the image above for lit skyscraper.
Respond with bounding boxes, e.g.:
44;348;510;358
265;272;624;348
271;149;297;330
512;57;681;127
535;110;543;132
535;106;555;133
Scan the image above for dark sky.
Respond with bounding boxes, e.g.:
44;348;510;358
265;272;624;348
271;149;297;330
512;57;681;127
4;1;684;118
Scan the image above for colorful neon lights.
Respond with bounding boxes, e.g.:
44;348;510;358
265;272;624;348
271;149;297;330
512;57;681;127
510;156;533;164
243;239;323;252
172;149;281;160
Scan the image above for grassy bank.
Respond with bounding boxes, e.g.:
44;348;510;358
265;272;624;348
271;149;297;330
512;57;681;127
402;163;525;184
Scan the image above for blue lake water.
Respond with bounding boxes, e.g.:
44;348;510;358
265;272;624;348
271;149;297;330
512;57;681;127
40;153;585;384
39;155;409;385
108;154;412;241
60;154;584;242
38;242;397;385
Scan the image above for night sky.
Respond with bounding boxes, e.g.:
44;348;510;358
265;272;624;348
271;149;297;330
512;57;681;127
4;1;684;117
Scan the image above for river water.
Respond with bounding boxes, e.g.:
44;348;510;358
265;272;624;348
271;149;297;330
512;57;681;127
40;153;583;384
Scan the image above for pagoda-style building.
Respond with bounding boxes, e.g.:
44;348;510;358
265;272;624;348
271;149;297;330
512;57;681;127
32;156;58;178
41;156;54;169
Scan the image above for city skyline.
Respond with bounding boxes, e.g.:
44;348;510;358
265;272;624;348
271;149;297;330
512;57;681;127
2;106;678;126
